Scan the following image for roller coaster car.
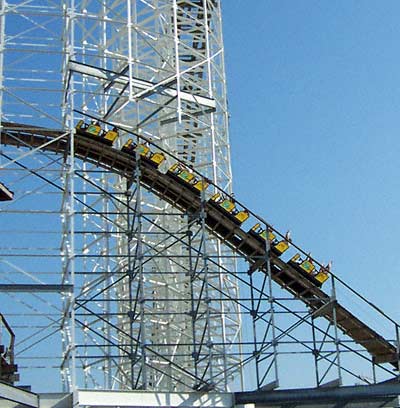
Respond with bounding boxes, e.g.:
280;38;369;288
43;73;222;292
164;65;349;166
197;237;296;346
209;193;250;225
288;253;328;287
314;267;329;286
167;163;209;194
121;139;166;168
0;182;14;201
249;223;290;256
75;120;119;146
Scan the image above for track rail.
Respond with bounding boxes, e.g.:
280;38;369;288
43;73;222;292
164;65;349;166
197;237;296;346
1;122;398;369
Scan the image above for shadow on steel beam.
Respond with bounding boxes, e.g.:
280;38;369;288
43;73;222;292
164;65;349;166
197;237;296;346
235;382;400;408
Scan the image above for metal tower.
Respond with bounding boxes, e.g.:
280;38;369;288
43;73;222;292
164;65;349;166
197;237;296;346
61;0;241;392
0;1;400;406
0;0;242;393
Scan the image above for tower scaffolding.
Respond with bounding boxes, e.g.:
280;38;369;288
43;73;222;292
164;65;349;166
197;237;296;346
59;0;241;391
0;0;400;402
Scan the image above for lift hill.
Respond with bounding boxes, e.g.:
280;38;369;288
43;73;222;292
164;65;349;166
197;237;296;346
1;121;398;372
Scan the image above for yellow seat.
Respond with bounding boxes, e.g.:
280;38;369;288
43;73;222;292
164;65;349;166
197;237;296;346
123;139;135;150
299;259;315;274
260;229;275;241
251;224;276;242
235;210;249;224
169;163;181;173
136;144;150;157
258;229;267;240
273;240;289;255
179;170;195;183
290;253;301;264
211;192;221;202
150;152;165;166
314;270;329;285
86;122;101;136
76;119;85;131
104;129;118;143
220;199;235;213
193;179;209;192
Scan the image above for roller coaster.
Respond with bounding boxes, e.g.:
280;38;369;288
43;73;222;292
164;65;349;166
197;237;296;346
1;1;400;400
1;119;398;375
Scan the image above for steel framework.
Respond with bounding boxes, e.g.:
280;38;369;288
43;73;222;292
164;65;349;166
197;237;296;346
0;0;399;402
0;0;242;393
60;0;241;392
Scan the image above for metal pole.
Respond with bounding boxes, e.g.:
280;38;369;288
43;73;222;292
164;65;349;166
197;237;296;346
265;226;279;387
331;277;342;385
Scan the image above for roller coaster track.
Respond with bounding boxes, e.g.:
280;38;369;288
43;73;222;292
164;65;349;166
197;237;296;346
1;122;398;371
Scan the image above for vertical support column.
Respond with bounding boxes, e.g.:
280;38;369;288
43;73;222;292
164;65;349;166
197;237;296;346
135;151;147;390
200;184;214;389
172;0;182;122
99;3;112;388
60;0;77;394
203;3;237;386
249;224;279;390
249;269;260;389
203;0;219;188
395;324;400;381
60;81;77;395
311;278;343;388
68;114;76;395
187;214;199;383
311;317;321;386
125;181;135;389
127;0;134;101
331;278;342;386
0;0;5;150
372;356;377;384
103;189;112;389
265;226;279;389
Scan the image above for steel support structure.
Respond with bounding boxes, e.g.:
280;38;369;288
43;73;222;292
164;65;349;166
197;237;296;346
0;0;70;392
60;0;240;392
235;382;400;407
0;0;400;401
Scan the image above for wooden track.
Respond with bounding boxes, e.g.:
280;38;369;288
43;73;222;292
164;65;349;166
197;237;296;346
1;122;398;369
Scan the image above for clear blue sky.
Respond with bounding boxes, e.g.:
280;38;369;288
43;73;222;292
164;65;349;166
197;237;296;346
223;1;400;322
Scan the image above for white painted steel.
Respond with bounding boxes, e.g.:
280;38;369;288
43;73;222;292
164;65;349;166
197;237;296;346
0;382;39;408
61;0;240;392
76;389;233;407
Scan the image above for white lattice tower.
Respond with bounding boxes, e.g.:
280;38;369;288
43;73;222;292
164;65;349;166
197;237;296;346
61;0;241;391
0;0;241;392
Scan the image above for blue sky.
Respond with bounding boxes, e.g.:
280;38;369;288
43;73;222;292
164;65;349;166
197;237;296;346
223;2;400;321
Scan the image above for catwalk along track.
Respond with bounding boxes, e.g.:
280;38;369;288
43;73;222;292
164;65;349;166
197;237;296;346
1;121;398;370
